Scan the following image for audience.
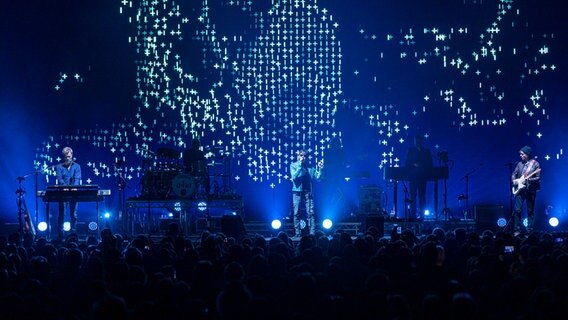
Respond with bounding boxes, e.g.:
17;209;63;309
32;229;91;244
1;225;568;319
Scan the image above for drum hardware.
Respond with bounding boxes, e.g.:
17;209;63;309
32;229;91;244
141;170;178;199
206;156;235;198
139;147;182;173
139;147;236;200
172;174;196;198
156;147;180;160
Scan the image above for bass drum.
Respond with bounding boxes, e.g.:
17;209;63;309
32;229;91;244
172;174;196;198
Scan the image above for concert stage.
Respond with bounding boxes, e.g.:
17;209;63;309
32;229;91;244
0;190;530;240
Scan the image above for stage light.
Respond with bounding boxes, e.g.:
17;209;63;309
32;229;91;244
422;209;437;221
271;219;282;230
168;212;174;218
103;212;111;219
37;222;48;232
198;201;208;211
88;221;98;231
174;202;182;212
322;219;333;229
63;222;71;232
548;217;559;227
497;218;507;228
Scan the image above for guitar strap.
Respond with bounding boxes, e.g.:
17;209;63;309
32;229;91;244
523;159;536;176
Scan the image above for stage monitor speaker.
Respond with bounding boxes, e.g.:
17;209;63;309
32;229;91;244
221;215;247;241
474;205;505;233
364;214;384;238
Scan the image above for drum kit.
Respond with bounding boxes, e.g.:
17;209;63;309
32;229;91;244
139;146;232;199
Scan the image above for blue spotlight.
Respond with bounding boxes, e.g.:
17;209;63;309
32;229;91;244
174;202;182;212
322;219;333;230
423;209;434;220
37;221;48;232
88;221;98;231
548;217;559;227
497;218;507;228
168;212;174;218
103;212;111;219
197;201;208;211
63;222;71;232
271;219;282;230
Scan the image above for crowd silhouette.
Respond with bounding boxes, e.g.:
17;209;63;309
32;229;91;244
1;224;568;319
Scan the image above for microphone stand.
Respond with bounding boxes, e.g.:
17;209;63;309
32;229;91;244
436;155;451;221
401;180;412;222
114;162;128;235
504;162;516;231
459;163;483;220
15;176;30;239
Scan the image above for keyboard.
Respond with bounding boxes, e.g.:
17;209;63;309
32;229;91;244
37;185;111;202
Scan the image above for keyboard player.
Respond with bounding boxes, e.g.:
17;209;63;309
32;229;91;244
55;146;82;238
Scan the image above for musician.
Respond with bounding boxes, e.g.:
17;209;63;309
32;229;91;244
183;138;210;195
55;146;82;238
290;149;324;237
404;135;433;218
511;145;541;235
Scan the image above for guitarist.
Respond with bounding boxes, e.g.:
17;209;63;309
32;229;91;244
511;145;541;235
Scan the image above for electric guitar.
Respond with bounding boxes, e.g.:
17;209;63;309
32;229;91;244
512;168;541;195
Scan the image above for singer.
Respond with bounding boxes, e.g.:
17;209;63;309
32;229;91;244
55;146;82;238
290;149;324;237
511;145;541;235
